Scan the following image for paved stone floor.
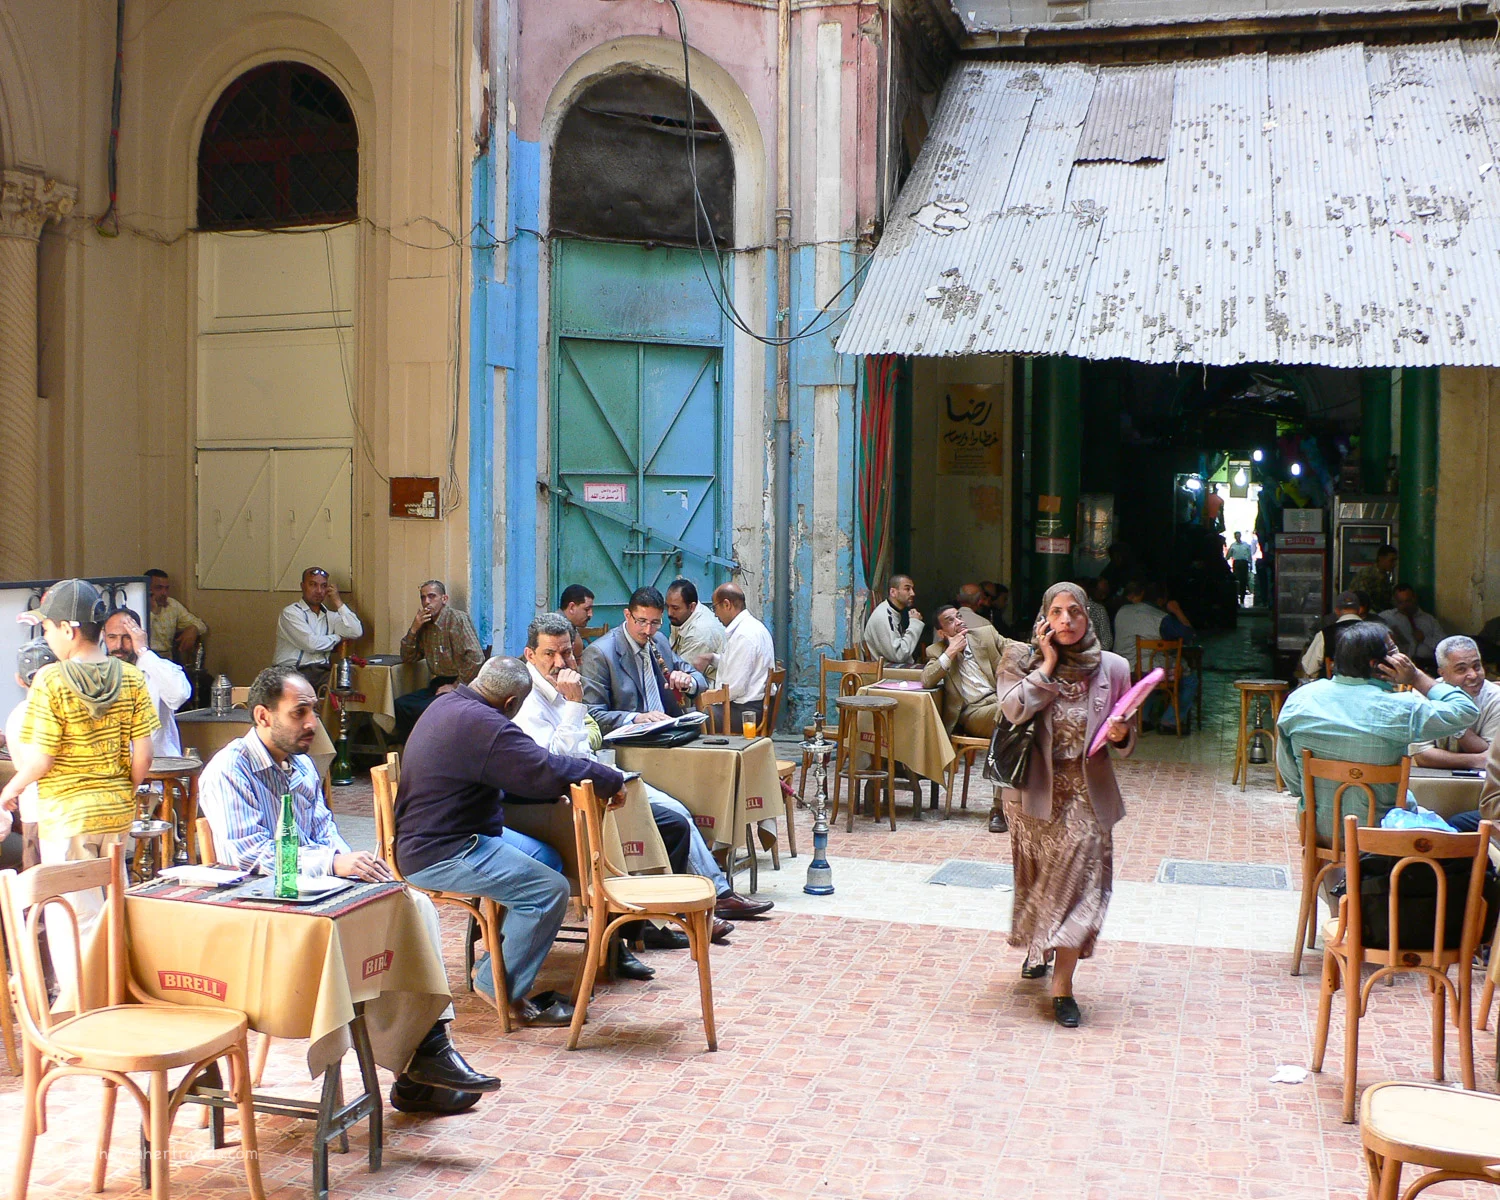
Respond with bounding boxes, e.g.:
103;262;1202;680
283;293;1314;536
3;613;1498;1198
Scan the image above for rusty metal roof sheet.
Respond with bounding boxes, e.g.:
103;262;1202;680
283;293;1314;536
837;41;1500;366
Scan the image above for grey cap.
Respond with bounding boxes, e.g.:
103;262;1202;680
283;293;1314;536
1333;590;1362;610
18;578;108;628
16;639;56;683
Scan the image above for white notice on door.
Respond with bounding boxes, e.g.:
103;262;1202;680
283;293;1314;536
583;483;628;503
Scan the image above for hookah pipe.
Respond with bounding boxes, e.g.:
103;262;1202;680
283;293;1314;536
648;639;685;709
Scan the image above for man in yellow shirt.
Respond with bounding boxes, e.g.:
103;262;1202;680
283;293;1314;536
0;579;158;1003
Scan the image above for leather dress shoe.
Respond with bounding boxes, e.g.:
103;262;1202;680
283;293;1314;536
1021;957;1048;980
989;809;1008;834
512;995;576;1027
715;892;774;920
711;917;734;944
1053;996;1081;1028
404;1038;501;1093
389;1078;482;1115
610;937;655;981
639;924;690;951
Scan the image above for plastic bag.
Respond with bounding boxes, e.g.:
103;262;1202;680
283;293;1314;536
1380;804;1457;833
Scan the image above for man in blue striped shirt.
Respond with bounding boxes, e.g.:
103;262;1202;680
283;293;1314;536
199;664;500;1117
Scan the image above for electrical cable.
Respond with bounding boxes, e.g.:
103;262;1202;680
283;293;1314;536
95;0;124;237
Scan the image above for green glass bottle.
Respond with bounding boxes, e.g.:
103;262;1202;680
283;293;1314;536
275;792;300;898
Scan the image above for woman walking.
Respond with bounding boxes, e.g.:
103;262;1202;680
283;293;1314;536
998;582;1135;1027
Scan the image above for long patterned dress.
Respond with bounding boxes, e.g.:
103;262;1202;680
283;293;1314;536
1003;677;1114;961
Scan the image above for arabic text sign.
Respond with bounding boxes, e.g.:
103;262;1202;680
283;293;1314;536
583;482;628;503
938;384;1004;476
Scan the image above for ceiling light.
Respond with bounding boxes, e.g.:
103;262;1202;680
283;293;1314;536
1289;462;1302;476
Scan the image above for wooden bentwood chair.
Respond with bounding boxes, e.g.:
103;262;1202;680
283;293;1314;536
696;684;731;734
371;753;511;1032
1311;815;1493;1123
0;843;264;1200
1133;637;1185;736
1290;750;1412;976
1361;1081;1500;1198
799;657;883;803
568;781;717;1051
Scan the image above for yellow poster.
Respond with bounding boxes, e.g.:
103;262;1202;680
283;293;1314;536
938;384;1004;476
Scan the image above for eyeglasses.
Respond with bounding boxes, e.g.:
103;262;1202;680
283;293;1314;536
305;569;328;579
627;612;663;631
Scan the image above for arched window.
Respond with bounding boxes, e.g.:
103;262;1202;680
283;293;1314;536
197;62;358;230
551;73;734;247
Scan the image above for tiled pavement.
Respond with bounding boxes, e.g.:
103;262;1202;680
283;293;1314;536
4;616;1498;1198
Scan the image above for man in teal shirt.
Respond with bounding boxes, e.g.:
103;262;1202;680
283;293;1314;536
1277;620;1478;841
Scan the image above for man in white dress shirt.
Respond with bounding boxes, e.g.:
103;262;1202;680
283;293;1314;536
863;574;924;664
104;608;191;756
699;583;776;733
666;579;724;685
273;566;363;692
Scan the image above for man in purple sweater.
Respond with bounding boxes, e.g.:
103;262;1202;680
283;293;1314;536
395;656;625;1026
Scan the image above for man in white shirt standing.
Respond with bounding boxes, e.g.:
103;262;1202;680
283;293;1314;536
863;574;923;665
104;607;191;756
666;579;724;685
1410;635;1500;769
273;566;363;693
696;583;775;735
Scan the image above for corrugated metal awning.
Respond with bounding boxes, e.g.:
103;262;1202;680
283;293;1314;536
837;41;1500;367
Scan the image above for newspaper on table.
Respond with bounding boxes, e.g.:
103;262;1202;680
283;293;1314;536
602;710;710;745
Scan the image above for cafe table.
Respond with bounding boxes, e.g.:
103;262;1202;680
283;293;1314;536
338;654;430;734
853;679;955;819
1408;766;1484;820
615;734;782;892
119;876;451;1200
505;775;672;889
178;705;337;784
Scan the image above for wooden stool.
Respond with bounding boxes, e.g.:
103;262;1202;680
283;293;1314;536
1232;679;1289;792
148;755;204;866
832;695;898;831
944;735;991;819
1361;1081;1500;1198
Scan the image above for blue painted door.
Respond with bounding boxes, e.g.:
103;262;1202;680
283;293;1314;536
550;241;731;629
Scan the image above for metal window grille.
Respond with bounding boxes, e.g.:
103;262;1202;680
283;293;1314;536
197;62;358;231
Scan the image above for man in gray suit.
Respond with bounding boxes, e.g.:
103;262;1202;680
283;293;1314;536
581;586;773;922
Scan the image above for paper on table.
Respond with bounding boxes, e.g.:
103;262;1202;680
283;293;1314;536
602;710;710;744
158;865;251;887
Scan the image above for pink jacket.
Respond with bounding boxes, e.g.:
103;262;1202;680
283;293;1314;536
997;650;1136;829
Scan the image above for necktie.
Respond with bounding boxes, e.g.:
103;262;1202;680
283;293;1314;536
638;645;664;712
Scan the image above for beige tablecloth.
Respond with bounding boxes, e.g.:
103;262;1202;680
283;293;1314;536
1409;769;1484;820
124;884;450;1079
616;736;781;848
854;683;955;782
341;657;430;733
503;777;671;889
177;708;336;783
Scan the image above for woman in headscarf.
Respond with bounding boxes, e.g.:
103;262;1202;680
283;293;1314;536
997;581;1136;1027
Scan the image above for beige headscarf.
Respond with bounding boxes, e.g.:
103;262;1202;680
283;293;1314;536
1024;581;1103;681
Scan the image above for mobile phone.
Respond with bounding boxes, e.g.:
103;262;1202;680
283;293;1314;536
1452;769;1483;778
703;737;729;745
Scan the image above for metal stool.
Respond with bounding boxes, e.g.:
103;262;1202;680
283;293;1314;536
1232;679;1289;792
832;695;898;831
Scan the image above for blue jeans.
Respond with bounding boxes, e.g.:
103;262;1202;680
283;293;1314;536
406;832;570;1004
645;785;730;896
501;824;564;873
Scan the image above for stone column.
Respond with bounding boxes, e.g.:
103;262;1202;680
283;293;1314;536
0;169;76;579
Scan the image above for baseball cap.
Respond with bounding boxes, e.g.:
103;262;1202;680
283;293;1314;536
16;639;56;683
1334;590;1361;610
17;578;109;627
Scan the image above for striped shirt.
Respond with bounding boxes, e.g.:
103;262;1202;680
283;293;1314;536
22;662;159;840
198;729;349;876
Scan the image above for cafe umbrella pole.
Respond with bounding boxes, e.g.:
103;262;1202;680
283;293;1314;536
800;713;835;895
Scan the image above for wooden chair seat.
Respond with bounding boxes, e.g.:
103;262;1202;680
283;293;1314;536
47;1005;247;1073
1362;1081;1500;1198
604;874;718;911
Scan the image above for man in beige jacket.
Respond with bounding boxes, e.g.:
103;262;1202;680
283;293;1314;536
923;604;1010;833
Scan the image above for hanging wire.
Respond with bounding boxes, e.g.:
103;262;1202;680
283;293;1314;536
95;0;124;237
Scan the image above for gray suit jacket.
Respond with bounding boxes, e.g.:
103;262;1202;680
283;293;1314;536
580;625;709;732
922;626;1006;732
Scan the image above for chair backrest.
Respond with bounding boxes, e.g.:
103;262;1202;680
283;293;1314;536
0;842;126;1041
1136;637;1183;684
838;660;883;699
196;817;218;865
370;753;407;881
580;624;609;645
697;684;731;733
757;666;786;736
231;686;250;706
1340;814;1494;965
1301;749;1411;856
569;781;627;915
841;644;870;662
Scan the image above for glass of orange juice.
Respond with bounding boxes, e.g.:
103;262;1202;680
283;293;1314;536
741;713;758;738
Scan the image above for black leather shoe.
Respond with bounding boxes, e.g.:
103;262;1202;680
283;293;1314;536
1053;996;1081;1028
715;892;774;920
404;1040;502;1093
989;809;1008;834
611;937;655;981
389;1078;482;1115
1021;957;1048;980
639;925;690;951
512;995;576;1027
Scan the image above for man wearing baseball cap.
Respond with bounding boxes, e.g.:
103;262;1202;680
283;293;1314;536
0;579;159;1004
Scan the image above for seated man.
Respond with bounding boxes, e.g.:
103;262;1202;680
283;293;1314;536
559;583;594;661
924;604;1009;834
1410;636;1500;770
395;657;626;1024
396;579;485;739
199;665;499;1116
273;567;363;694
581;587;773;923
1112;581;1197;731
955;583;995;632
1380;584;1444;673
863;574;923;665
104;607;191;756
666;578;723;686
1300;590;1365;681
145;568;208;666
1277;621;1477;843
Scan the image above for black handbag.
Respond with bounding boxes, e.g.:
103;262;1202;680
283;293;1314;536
983;715;1037;791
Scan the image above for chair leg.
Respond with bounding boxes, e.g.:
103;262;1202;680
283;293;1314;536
1341;967;1361;1124
567;911;607;1051
229;1043;266;1200
885;727;897;831
782;789;799;859
481;900;511;1034
250;1031;271;1086
1290;878;1315;976
962;755;973;810
1432;972;1447;1082
0;970;17;1074
1312;951;1337;1072
14;1044;40;1200
692;910;717;1052
149;1069;171;1199
92;1079;118;1192
1458;965;1476;1092
743;824;758;894
1376;1154;1401;1200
